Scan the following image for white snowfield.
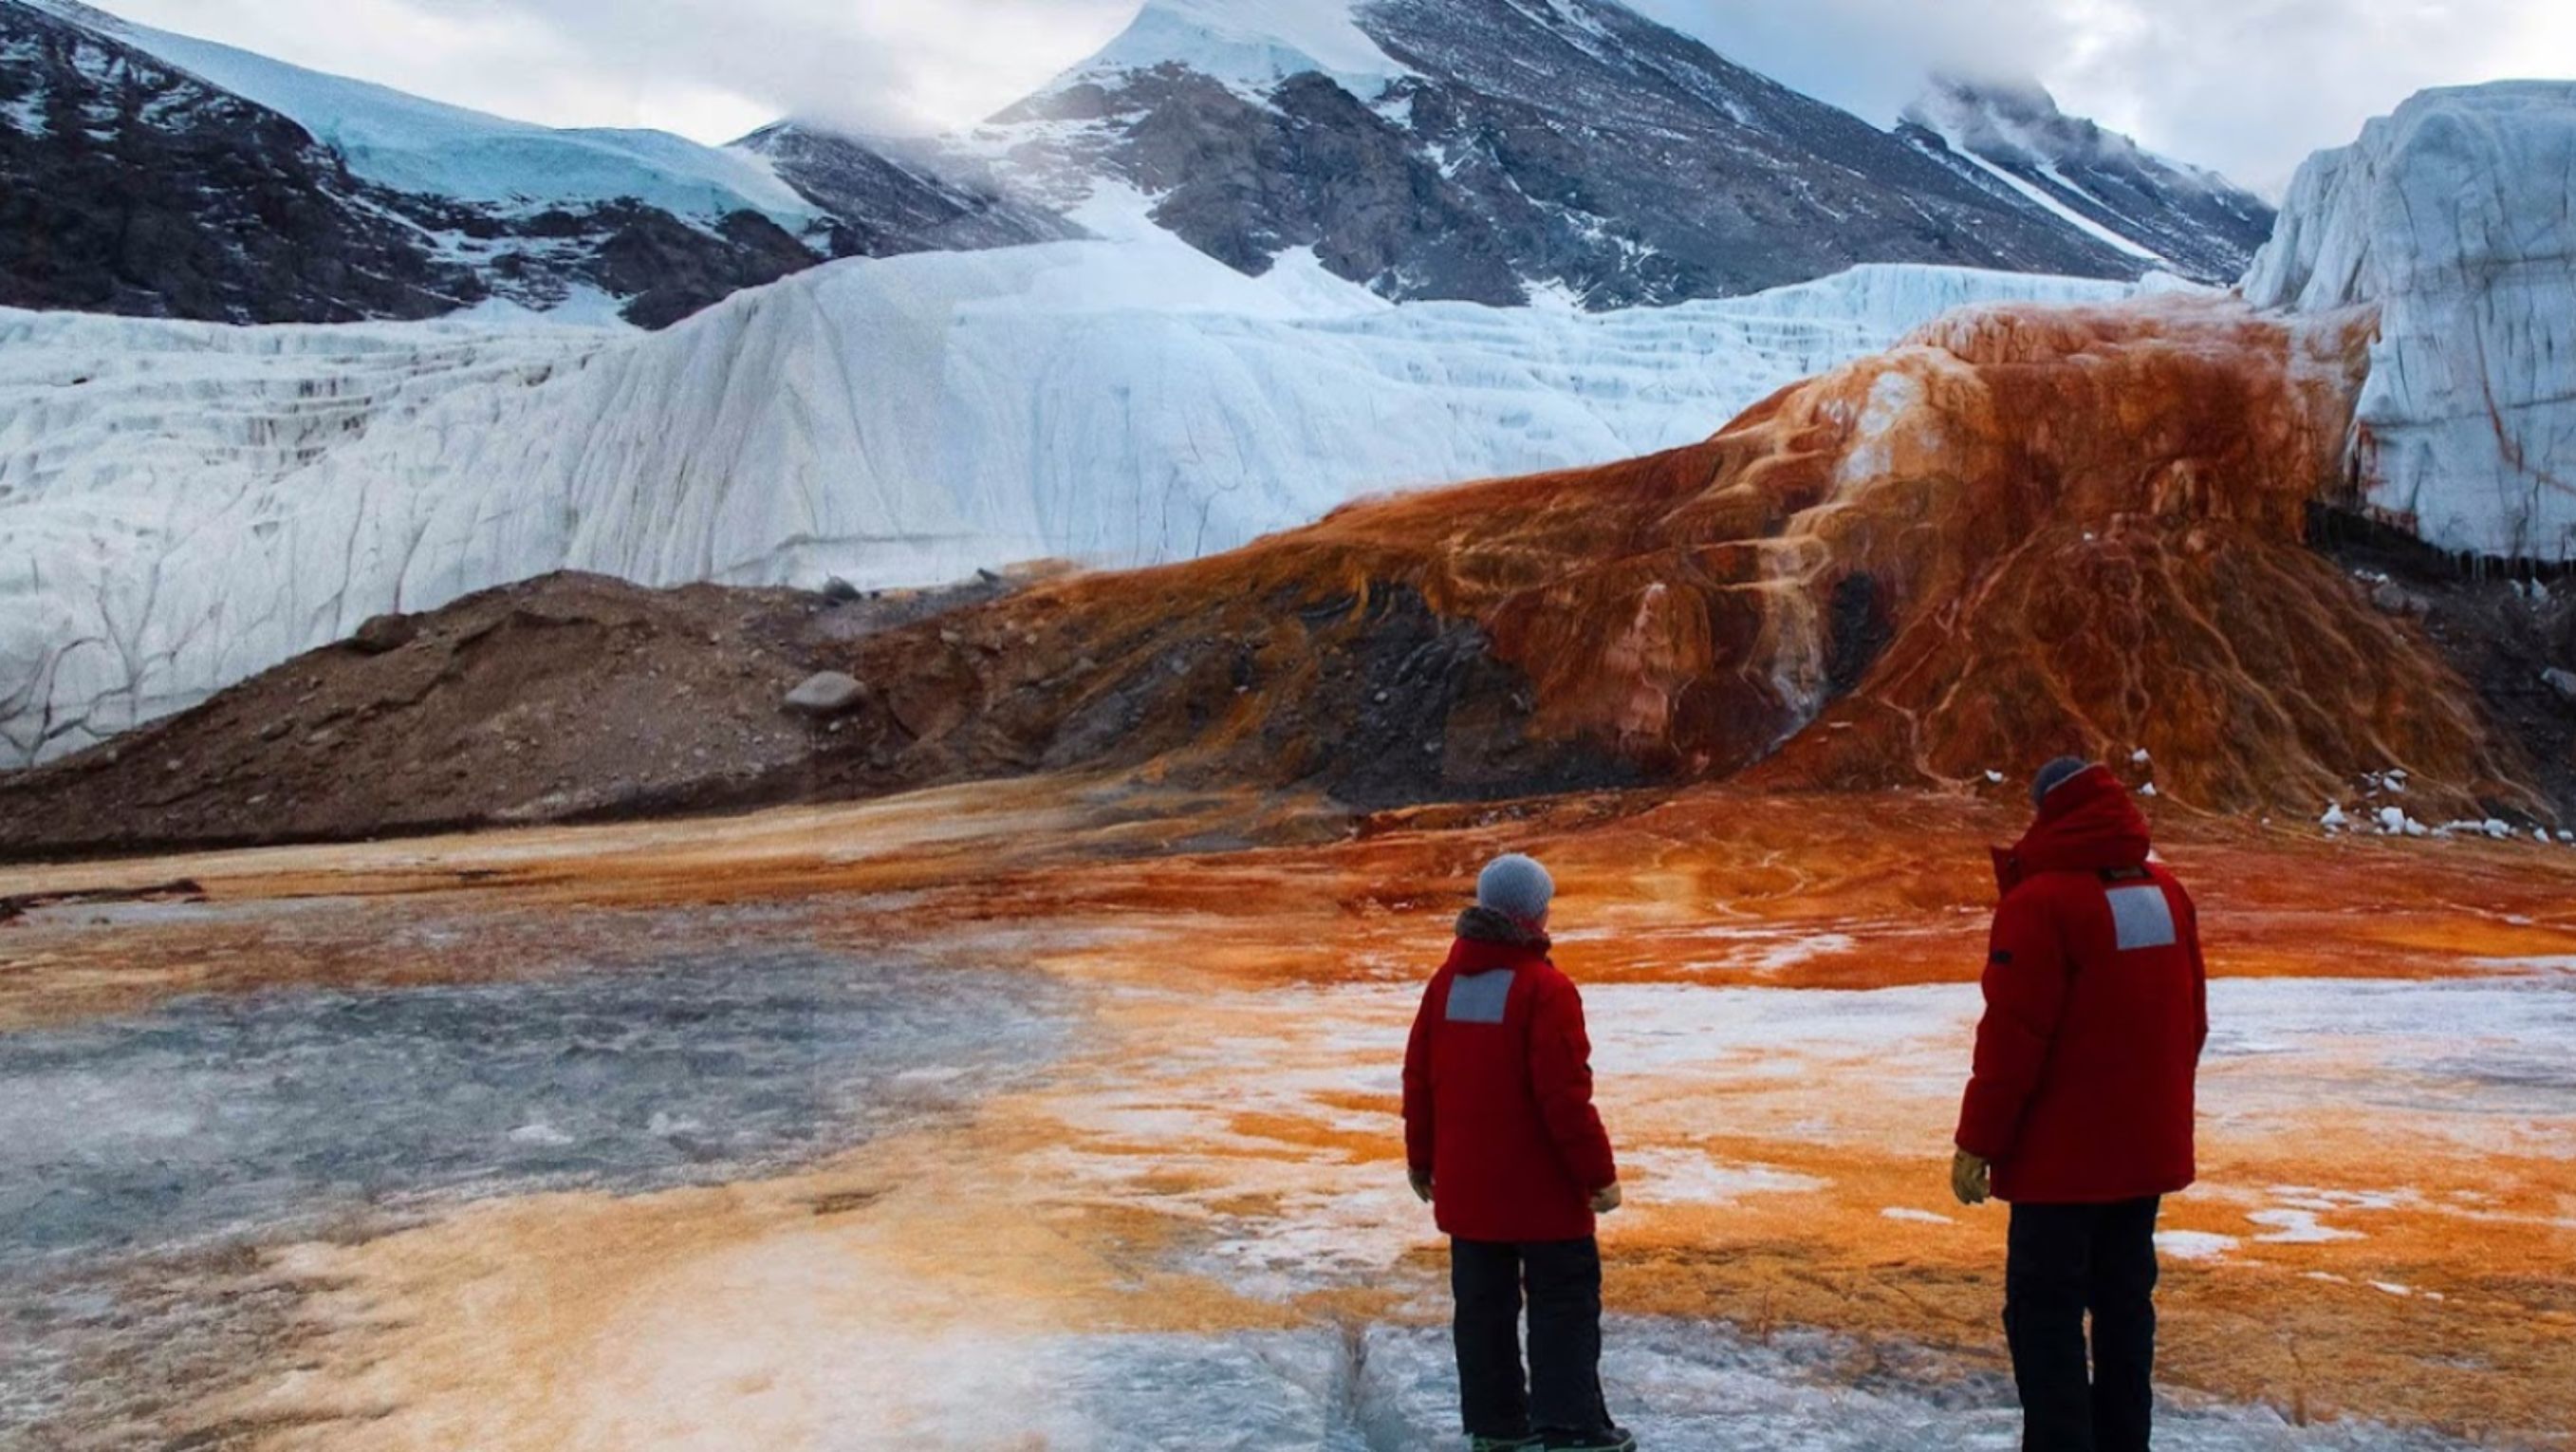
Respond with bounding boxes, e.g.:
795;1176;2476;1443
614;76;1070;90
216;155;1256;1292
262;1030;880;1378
19;0;815;226
2243;82;2576;563
1068;0;1415;99
0;244;2132;767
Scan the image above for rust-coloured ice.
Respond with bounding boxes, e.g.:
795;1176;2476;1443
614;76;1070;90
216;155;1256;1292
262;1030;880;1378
753;296;2535;820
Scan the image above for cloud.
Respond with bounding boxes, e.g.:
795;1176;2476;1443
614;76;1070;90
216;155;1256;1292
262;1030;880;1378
1642;0;2576;195
93;0;2576;187
448;0;1139;134
102;0;1135;138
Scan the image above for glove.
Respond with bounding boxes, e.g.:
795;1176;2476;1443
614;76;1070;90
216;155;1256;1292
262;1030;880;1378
1590;1182;1623;1215
1951;1148;1992;1206
1409;1168;1435;1203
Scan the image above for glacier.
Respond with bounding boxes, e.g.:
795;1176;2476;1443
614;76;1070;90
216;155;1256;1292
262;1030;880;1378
0;240;2133;768
2243;82;2576;563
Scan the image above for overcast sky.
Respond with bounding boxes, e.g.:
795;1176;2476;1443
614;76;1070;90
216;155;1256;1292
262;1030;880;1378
91;0;2576;195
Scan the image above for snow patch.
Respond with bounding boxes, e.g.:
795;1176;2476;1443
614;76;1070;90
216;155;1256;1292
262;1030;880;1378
1059;0;1413;101
1622;1148;1827;1206
2155;1229;2240;1261
1938;141;2163;263
449;284;639;331
2249;1208;2365;1244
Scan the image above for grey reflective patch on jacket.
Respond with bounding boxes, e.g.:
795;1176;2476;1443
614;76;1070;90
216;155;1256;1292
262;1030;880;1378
2106;884;2178;950
1446;970;1517;1024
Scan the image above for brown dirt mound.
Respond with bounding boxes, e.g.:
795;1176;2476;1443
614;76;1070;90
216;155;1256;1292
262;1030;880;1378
0;574;835;860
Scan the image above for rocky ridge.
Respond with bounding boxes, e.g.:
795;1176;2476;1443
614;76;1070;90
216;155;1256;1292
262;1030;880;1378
1898;73;2276;284
919;0;2163;307
0;1;482;323
3;0;2281;326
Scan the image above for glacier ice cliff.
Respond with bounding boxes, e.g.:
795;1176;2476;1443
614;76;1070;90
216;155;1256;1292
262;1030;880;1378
0;243;2129;767
2243;82;2576;563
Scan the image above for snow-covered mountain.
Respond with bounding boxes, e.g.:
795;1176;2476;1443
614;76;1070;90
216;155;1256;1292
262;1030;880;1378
0;0;489;323
1899;74;2276;284
2244;82;2576;562
5;0;2273;326
0;0;825;326
40;1;813;224
0;0;1068;326
0;242;2136;766
756;0;2258;309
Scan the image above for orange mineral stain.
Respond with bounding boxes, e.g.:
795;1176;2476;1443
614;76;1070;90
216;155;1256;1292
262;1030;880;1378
7;777;2574;1447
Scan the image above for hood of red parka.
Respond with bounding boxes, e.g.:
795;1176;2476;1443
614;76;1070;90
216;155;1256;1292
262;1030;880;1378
1446;905;1554;975
1992;764;2153;892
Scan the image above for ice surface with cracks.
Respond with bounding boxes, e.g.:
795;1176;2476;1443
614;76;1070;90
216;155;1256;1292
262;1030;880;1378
867;1318;2474;1449
2244;83;2576;563
0;245;2132;765
875;966;2554;1447
0;951;1068;1274
0;947;1071;1435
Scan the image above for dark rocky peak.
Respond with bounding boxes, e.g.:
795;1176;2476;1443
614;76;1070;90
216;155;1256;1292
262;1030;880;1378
979;0;2153;307
0;0;484;322
732;121;1081;257
1898;71;2277;283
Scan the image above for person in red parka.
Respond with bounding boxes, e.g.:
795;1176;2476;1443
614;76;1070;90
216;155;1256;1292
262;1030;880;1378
1403;852;1633;1452
1952;757;2210;1452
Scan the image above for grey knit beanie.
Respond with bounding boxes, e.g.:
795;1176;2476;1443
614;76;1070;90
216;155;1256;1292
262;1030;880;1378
2031;755;2094;805
1476;853;1555;924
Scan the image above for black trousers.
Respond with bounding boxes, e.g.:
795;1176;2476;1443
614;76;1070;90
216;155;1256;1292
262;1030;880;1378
1451;1237;1615;1439
2006;1197;2161;1452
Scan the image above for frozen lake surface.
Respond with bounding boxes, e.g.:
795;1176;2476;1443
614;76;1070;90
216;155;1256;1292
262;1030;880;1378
2;903;2564;1446
0;949;1070;1439
885;1318;2472;1449
0;950;1067;1271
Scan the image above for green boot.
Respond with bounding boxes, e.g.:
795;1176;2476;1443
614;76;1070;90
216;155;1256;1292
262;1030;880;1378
1469;1437;1543;1452
1540;1428;1637;1452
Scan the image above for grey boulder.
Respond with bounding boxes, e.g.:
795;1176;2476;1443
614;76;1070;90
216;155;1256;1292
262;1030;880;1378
784;671;871;717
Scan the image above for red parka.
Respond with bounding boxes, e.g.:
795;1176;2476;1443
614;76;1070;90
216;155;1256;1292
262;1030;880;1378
1403;914;1619;1243
1956;765;2209;1204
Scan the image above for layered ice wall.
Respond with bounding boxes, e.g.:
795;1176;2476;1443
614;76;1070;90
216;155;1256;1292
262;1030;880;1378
2243;82;2576;562
0;242;2131;766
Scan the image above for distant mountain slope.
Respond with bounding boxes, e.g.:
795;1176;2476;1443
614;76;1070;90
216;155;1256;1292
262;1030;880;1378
22;0;817;224
1899;74;2276;284
732;123;1082;257
0;0;822;326
3;0;2273;325
0;0;1075;326
925;0;2207;307
0;0;482;322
